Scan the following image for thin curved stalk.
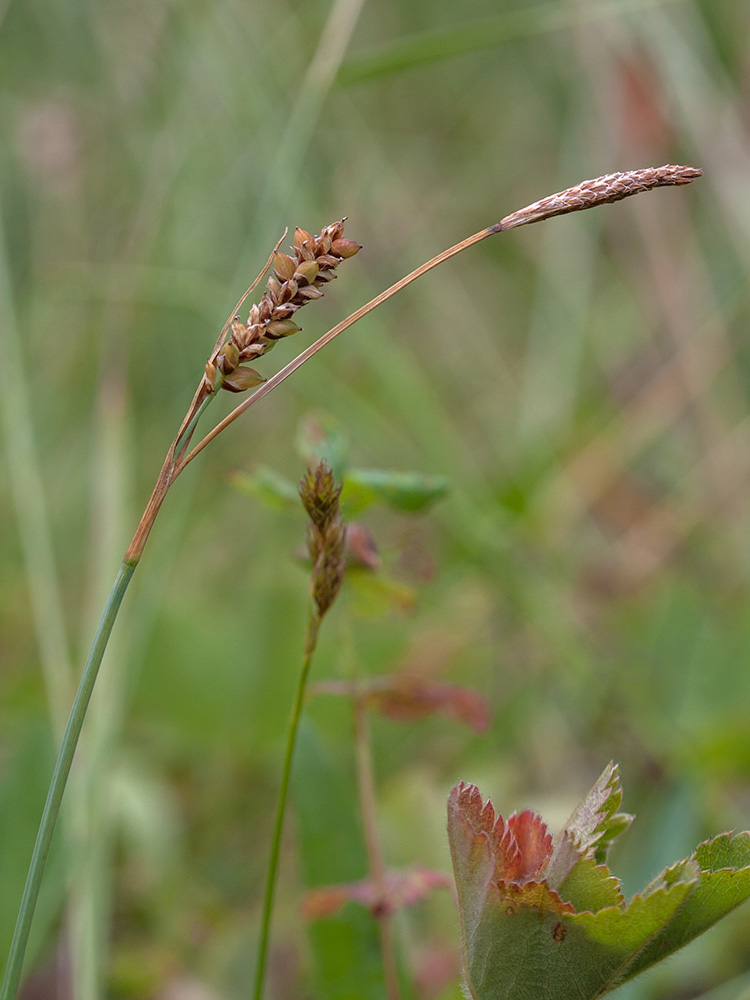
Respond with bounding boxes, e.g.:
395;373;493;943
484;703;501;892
0;562;135;1000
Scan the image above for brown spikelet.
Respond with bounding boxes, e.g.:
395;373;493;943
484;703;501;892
299;463;347;619
495;164;702;231
203;220;361;394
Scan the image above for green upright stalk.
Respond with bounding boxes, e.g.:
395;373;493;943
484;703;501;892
0;561;136;1000
252;614;320;1000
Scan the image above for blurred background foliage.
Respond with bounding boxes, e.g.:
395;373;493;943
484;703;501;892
1;0;750;997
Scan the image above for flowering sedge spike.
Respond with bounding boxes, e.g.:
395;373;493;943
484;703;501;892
299;462;347;619
204;220;361;394
495;164;702;231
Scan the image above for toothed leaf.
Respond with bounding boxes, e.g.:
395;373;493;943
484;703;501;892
447;772;750;1000
615;832;750;985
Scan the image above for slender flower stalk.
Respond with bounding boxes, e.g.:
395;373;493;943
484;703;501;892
253;464;347;1000
352;691;401;1000
1;164;700;1000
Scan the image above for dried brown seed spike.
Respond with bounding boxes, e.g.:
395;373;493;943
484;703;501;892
311;520;346;617
299;463;342;530
298;285;324;299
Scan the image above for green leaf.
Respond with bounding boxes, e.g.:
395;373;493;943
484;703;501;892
229;465;300;509
615;832;750;985
0;723;65;979
557;856;623;914
462;879;693;1000
547;763;633;887
342;468;449;515
346;567;418;617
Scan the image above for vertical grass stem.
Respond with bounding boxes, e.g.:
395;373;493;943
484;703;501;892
0;561;136;1000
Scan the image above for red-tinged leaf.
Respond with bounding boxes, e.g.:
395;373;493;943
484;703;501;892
302;866;451;920
302;884;352;921
448;782;560;957
346;522;381;570
492;880;575;916
506;811;554;884
310;675;490;732
447;770;750;999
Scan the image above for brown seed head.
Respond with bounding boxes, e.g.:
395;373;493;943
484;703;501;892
310;519;347;618
299;462;342;532
205;219;361;396
299;462;347;618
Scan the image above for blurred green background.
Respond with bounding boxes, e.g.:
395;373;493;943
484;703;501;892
2;0;750;997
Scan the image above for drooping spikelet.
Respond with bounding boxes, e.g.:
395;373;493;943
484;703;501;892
204;221;361;394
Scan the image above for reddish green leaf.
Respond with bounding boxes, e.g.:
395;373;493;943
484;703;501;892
313;675;490;732
302;866;451;920
447;767;750;1000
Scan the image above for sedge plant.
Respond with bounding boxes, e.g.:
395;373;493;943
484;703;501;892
252;461;348;1000
1;164;709;999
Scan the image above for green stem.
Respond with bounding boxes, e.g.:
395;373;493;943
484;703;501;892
0;561;136;1000
252;611;320;1000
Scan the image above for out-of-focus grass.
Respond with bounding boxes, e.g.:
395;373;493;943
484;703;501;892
1;0;749;997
